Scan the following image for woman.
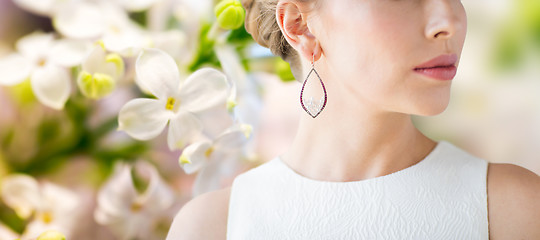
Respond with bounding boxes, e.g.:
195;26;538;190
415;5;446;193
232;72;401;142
167;0;540;239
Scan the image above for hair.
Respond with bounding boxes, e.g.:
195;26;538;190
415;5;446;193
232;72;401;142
241;0;317;81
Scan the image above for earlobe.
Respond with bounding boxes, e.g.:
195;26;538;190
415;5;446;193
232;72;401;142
299;40;322;63
313;41;322;62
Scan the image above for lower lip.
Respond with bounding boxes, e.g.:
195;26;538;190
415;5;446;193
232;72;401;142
413;66;457;81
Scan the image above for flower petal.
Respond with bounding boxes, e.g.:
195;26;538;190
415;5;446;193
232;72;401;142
0;174;41;219
82;45;123;79
13;0;57;16
0;222;19;240
49;39;92;67
95;162;137;224
215;43;242;111
195;104;235;139
54;2;106;39
41;182;80;214
133;161;174;213
149;30;187;60
82;45;106;73
214;43;245;88
105;53;125;79
180;67;230;112
118;98;173;140
191;156;225;197
167;111;203;151
40;182;80;235
178;141;211;174
16;32;54;60
135;48;180;99
214;123;252;150
103;29;147;57
30;65;71;110
22;221;66;240
118;0;159;12
0;53;33;86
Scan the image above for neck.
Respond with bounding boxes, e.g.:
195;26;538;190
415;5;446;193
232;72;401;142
280;83;437;182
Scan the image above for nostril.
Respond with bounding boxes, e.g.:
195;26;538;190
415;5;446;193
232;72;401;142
434;31;450;39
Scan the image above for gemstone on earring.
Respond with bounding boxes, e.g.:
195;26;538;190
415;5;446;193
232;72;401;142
300;67;327;118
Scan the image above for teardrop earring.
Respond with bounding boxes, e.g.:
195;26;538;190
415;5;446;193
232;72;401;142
300;53;327;118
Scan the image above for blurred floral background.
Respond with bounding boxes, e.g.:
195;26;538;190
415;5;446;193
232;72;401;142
0;0;538;239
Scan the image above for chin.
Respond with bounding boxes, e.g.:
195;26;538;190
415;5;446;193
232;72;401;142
413;99;450;116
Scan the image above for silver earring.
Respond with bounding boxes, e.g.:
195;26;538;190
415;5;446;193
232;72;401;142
300;53;327;118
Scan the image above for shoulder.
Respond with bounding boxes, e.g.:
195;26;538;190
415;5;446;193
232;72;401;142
487;163;540;239
166;186;232;240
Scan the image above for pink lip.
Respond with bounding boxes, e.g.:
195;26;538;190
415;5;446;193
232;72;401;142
413;54;458;81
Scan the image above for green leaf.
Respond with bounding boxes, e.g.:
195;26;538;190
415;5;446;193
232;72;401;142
187;22;221;72
227;24;252;44
0;201;25;234
129;10;147;28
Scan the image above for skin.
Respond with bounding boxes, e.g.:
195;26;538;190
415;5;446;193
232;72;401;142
167;0;540;239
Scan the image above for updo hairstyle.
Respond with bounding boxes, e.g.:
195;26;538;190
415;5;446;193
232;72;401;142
241;0;318;81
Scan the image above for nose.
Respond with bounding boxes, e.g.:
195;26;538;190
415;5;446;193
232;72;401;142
424;0;465;41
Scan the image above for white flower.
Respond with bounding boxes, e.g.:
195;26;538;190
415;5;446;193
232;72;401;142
77;43;124;99
179;123;252;196
146;30;189;63
53;1;132;40
52;1;106;39
1;174;40;219
0;222;19;240
0;174;81;239
103;26;189;59
102;27;150;57
214;43;242;113
94;161;175;239
214;42;263;125
0;32;90;109
102;27;189;58
98;3;150;57
112;0;160;12
118;48;230;150
53;1;152;56
12;0;63;16
23;1;167;57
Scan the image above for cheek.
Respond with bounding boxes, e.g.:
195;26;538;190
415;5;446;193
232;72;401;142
317;3;455;115
326;19;411;94
319;2;440;110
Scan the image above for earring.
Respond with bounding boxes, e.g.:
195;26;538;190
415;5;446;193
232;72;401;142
300;53;327;118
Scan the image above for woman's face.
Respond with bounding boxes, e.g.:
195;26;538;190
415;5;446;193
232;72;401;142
310;0;467;116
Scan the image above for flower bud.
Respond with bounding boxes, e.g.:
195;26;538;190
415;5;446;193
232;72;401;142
37;230;66;240
214;0;245;30
77;71;116;99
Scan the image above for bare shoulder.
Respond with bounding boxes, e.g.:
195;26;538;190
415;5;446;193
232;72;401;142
487;163;540;239
166;186;232;240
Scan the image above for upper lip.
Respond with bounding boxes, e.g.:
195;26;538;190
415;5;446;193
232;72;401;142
414;54;457;69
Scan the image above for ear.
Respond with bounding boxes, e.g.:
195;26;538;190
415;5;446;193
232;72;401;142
276;1;322;63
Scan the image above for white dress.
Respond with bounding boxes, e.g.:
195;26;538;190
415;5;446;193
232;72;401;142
226;140;489;239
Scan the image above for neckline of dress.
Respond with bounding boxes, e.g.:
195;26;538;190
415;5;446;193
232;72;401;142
274;140;447;185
